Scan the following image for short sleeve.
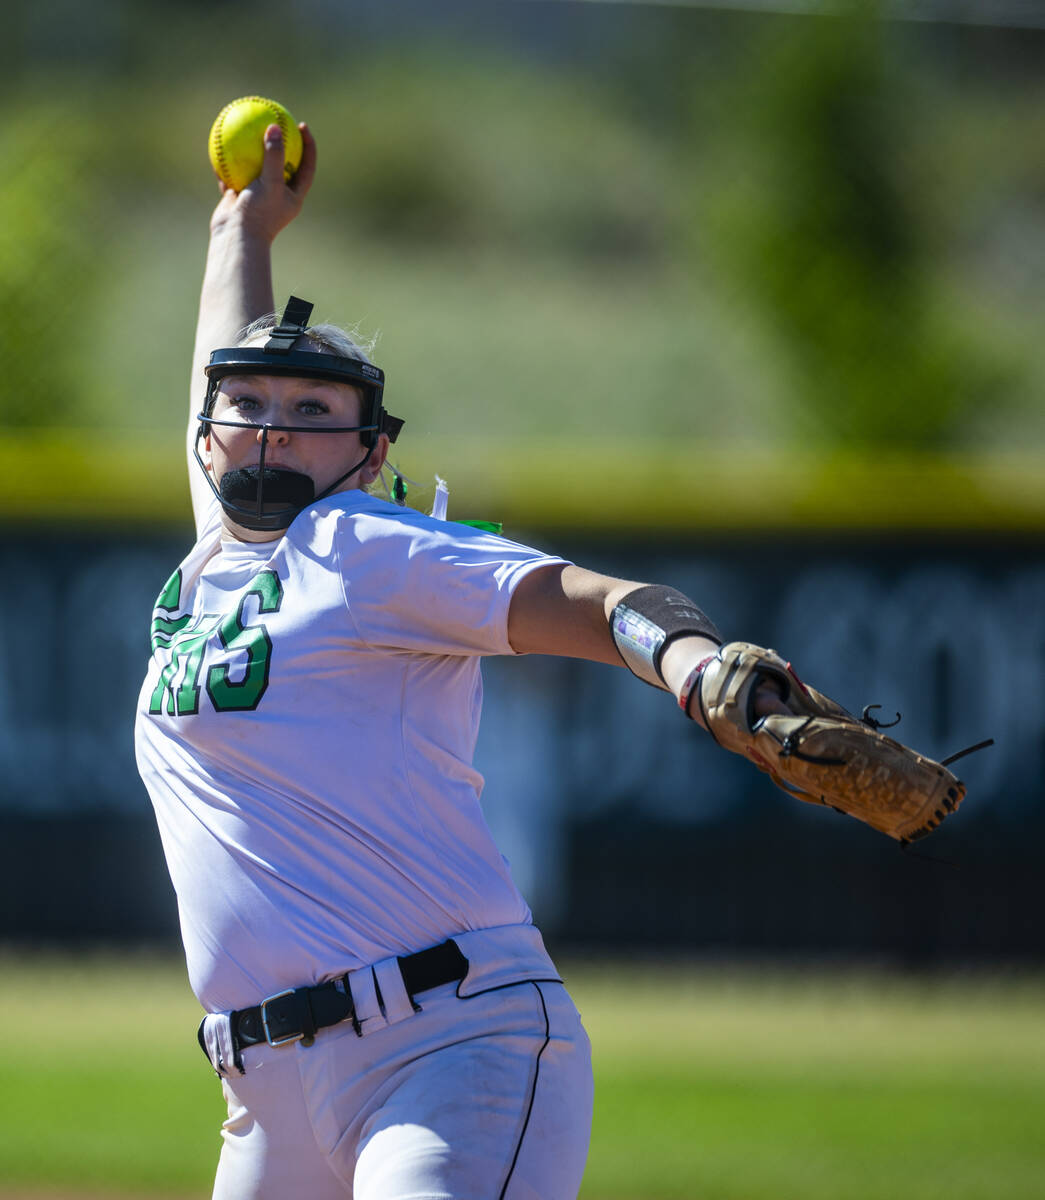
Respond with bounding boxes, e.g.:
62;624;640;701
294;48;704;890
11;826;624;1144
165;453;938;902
336;504;568;656
194;495;223;546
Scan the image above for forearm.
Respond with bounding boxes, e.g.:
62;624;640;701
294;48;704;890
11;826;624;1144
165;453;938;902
509;569;789;744
507;565;637;666
190;221;275;405
187;121;316;442
507;566;719;717
185;221;276;524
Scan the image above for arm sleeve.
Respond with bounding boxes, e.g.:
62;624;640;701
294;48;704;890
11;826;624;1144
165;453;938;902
194;492;223;545
337;508;569;656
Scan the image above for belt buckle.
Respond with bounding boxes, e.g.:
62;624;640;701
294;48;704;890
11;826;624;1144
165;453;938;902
259;988;305;1047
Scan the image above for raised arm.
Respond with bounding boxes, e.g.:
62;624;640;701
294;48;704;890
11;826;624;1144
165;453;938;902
187;122;317;528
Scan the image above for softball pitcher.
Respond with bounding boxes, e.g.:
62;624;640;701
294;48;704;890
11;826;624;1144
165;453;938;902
134;120;963;1200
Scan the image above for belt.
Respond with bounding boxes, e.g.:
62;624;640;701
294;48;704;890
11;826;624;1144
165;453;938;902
206;939;469;1057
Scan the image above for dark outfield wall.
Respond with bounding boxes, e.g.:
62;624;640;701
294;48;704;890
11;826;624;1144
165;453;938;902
0;529;1039;962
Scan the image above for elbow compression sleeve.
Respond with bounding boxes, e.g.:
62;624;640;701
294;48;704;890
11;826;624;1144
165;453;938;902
610;585;723;687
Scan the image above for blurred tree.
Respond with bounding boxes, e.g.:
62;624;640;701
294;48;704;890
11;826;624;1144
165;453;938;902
0;105;102;427
705;1;1006;448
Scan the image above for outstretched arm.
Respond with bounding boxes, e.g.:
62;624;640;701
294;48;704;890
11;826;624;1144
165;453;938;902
508;561;974;842
187;122;317;528
507;563;776;730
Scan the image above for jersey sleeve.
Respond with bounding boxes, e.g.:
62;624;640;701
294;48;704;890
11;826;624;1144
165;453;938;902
337;504;569;656
193;494;223;545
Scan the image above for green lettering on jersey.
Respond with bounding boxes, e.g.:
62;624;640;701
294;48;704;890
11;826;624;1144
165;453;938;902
149;615;222;716
206;570;284;712
148;567;284;717
150;569;191;651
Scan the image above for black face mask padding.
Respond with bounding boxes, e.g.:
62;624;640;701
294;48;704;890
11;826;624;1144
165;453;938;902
219;468;315;508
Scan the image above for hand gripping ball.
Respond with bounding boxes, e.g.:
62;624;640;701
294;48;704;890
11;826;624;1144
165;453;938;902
208;96;304;192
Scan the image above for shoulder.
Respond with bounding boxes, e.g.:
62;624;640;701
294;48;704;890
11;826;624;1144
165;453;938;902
175;503;224;585
305;493;568;653
306;491;544;559
191;495;224;548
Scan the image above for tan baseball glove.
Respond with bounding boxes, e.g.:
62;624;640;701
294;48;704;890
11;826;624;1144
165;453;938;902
690;642;981;842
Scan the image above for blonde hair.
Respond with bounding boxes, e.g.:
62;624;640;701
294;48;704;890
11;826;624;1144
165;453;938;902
237;313;378;363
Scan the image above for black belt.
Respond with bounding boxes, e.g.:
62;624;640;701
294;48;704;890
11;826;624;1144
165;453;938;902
201;939;468;1062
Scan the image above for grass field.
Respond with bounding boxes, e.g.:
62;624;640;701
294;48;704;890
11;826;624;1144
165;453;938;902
1;954;1043;1199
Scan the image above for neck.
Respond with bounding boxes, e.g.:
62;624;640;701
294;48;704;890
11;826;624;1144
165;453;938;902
220;516;287;543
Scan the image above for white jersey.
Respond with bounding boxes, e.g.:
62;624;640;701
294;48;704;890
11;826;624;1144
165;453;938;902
134;491;567;1014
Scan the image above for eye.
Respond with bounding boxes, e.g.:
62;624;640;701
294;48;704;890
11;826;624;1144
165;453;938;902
297;398;329;416
229;394;260;413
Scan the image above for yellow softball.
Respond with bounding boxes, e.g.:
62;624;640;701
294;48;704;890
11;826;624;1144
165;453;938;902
208;96;304;192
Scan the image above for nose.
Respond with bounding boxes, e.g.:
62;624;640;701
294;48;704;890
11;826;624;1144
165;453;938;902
258;425;290;447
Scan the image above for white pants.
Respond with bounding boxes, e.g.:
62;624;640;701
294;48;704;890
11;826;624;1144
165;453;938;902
205;928;593;1199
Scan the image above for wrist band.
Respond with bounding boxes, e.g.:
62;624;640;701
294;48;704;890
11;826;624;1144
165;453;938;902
678;655;717;719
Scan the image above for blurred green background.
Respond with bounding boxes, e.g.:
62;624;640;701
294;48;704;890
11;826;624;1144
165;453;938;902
3;2;1045;1198
4;0;1045;530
